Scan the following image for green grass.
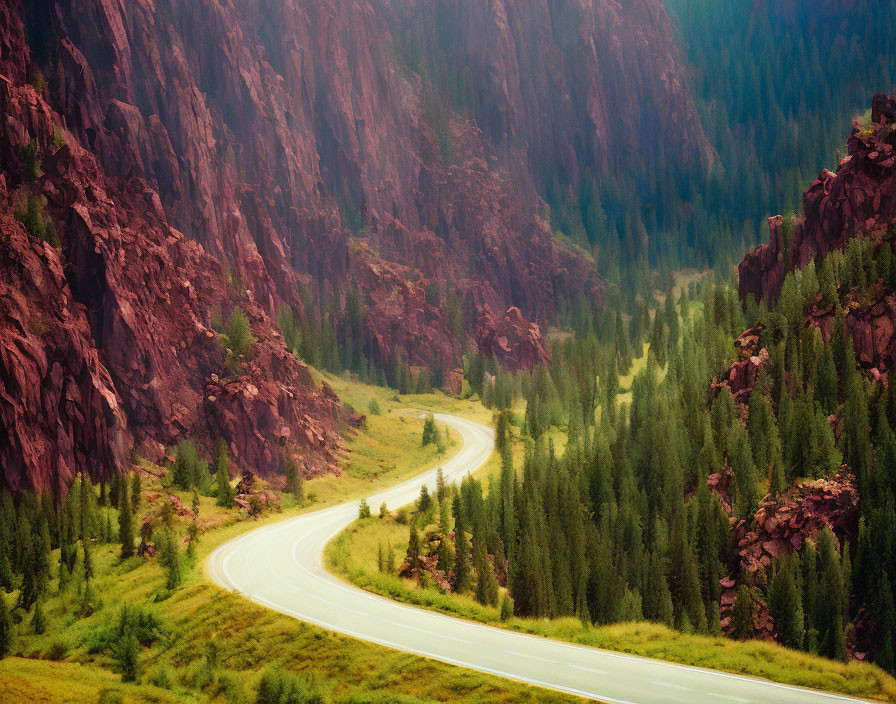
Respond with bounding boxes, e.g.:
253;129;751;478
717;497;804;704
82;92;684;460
328;515;896;701
0;378;586;704
325;421;896;704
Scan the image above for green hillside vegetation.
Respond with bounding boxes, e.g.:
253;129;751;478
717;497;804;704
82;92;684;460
328;266;896;699
0;378;575;704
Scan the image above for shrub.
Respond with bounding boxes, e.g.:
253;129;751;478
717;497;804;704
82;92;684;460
367;398;381;415
96;691;125;704
256;669;325;704
44;640;69;661
21;139;42;180
52;126;66;151
358;498;371;519
149;661;174;690
223;306;256;359
14;194;59;247
500;595;514;621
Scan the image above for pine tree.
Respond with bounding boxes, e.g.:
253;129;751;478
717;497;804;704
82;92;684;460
31;599;46;635
417;485;432;514
0;593;10;658
282;454;303;505
131;471;142;510
158;529;182;591
119;480;135;559
436;467;447;506
473;533;498;607
17;515;44;611
731;585;754;640
115;628;141;683
82;538;93;583
358;498;371;519
437;503;453;573
216;444;234;508
768;558;803;648
452;494;470;592
406;519;422;578
422;414;438;446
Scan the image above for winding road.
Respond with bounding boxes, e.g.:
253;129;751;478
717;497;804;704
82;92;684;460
208;414;870;704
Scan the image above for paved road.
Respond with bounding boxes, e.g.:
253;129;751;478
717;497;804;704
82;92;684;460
208;414;870;704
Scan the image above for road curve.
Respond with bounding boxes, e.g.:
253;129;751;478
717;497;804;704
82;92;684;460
208;414;870;704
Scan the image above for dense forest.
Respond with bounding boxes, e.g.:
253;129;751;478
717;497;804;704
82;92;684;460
547;0;896;281
398;234;896;671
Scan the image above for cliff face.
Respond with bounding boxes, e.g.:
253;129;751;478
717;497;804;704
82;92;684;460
1;0;710;491
0;4;342;493
739;94;896;376
739;94;896;305
24;0;708;340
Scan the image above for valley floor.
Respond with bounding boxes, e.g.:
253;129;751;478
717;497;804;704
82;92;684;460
0;377;583;704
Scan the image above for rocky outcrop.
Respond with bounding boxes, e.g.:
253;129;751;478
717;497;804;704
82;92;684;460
739;93;896;304
711;327;770;404
719;473;858;638
0;8;342;492
19;0;714;369
475;305;552;373
807;285;896;378
732;473;857;574
0;205;129;495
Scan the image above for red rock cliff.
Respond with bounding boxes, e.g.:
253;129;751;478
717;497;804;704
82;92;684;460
739;93;896;305
22;0;708;357
1;0;711;490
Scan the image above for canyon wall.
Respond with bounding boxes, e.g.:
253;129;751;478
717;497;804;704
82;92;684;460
1;0;710;490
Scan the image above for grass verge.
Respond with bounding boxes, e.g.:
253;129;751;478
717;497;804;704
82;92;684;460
0;377;587;704
326;507;896;702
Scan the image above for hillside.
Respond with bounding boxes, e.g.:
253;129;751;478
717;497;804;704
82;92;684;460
0;0;714;492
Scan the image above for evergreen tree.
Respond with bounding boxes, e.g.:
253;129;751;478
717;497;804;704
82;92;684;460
282;454;303;505
0;593;10;658
131;471;142;510
119;480;135;559
406;520;422;578
216;443;234;508
452;494;470;592
731;585;754;640
82;538;94;583
768;558;803;649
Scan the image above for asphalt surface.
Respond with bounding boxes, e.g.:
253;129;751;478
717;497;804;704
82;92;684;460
208;413;871;704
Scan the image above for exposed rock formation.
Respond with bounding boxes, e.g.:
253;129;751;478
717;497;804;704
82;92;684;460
475;305;552;373
1;0;713;490
719;473;858;638
0;206;129;495
711;327;769;404
20;0;711;363
806;284;896;380
0;7;342;492
739;93;896;305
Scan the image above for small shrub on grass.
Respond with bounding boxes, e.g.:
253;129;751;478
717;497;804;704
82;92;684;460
256;668;325;704
96;691;125;704
338;693;432;704
44;640;69;660
218;671;249;704
358;498;371;519
367;398;381;415
149;661;174;690
500;595;514;621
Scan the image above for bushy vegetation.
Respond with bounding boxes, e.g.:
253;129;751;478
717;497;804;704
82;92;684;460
277;287;444;394
14;194;59;247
